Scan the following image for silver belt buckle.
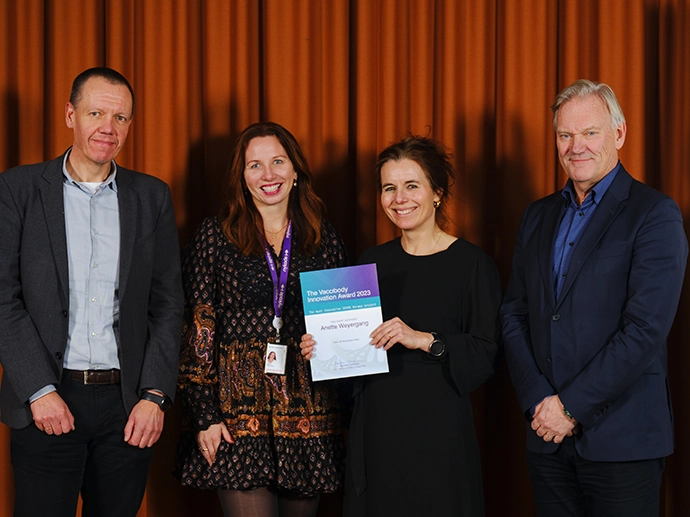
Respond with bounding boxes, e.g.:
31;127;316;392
83;371;90;385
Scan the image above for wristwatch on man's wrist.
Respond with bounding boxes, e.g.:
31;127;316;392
427;332;446;357
562;405;575;420
140;390;172;412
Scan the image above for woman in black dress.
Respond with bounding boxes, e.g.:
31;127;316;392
175;122;346;517
302;136;502;516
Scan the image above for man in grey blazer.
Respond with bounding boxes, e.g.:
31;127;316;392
0;67;183;516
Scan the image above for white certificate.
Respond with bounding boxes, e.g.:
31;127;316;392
300;264;388;381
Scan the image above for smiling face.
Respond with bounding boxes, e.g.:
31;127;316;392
555;95;626;202
243;136;297;213
380;158;441;233
65;76;133;178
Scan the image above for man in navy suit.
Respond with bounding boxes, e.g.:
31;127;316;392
501;79;687;516
0;68;183;516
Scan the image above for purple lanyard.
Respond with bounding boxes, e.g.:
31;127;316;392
261;220;292;343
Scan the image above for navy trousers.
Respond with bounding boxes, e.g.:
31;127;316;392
526;436;664;517
11;374;154;517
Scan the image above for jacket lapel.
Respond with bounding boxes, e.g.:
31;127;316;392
555;168;632;308
39;156;69;304
537;196;565;306
116;168;135;302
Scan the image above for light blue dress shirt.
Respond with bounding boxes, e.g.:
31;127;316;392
30;150;121;401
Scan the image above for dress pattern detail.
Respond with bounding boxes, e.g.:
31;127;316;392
175;217;346;494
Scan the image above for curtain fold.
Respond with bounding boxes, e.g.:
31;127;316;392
1;1;688;516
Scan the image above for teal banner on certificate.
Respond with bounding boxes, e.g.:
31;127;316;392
300;264;388;381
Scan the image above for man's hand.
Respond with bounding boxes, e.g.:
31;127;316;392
531;394;577;443
124;398;164;448
30;391;75;435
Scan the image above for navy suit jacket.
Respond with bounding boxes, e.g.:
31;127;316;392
501;165;687;461
0;151;184;429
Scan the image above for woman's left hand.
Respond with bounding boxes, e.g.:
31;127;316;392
370;317;433;352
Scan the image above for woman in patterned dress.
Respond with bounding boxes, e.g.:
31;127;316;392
175;122;347;517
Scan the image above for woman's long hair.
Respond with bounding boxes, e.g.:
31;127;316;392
219;122;325;256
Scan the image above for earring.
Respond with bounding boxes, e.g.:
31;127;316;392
433;200;441;208
293;178;298;187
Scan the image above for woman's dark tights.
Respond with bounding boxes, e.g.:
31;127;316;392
218;487;320;517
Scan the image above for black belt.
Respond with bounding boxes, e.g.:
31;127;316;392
64;369;121;385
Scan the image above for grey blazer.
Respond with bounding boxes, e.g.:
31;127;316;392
0;151;184;428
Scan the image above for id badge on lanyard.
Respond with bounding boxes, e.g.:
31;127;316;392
261;221;292;376
265;342;287;375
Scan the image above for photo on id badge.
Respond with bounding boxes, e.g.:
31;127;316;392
265;343;287;375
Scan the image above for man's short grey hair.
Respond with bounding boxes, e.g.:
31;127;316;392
551;79;626;130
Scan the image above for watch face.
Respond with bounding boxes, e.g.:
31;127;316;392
143;392;171;411
159;395;172;411
430;340;445;356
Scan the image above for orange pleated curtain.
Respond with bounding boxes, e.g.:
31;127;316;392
0;1;689;516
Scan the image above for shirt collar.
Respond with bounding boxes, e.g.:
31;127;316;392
62;148;118;193
562;161;621;207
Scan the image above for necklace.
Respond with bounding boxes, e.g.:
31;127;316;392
265;221;289;240
402;228;446;256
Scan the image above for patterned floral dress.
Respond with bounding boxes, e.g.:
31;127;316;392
174;217;347;495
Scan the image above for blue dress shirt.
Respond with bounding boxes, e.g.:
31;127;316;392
529;162;620;415
552;163;621;300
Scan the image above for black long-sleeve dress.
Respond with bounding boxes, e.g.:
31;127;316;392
344;237;502;516
174;217;346;495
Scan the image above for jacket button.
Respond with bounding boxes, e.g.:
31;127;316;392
61;310;68;318
547;355;552;362
552;314;561;321
55;352;63;360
